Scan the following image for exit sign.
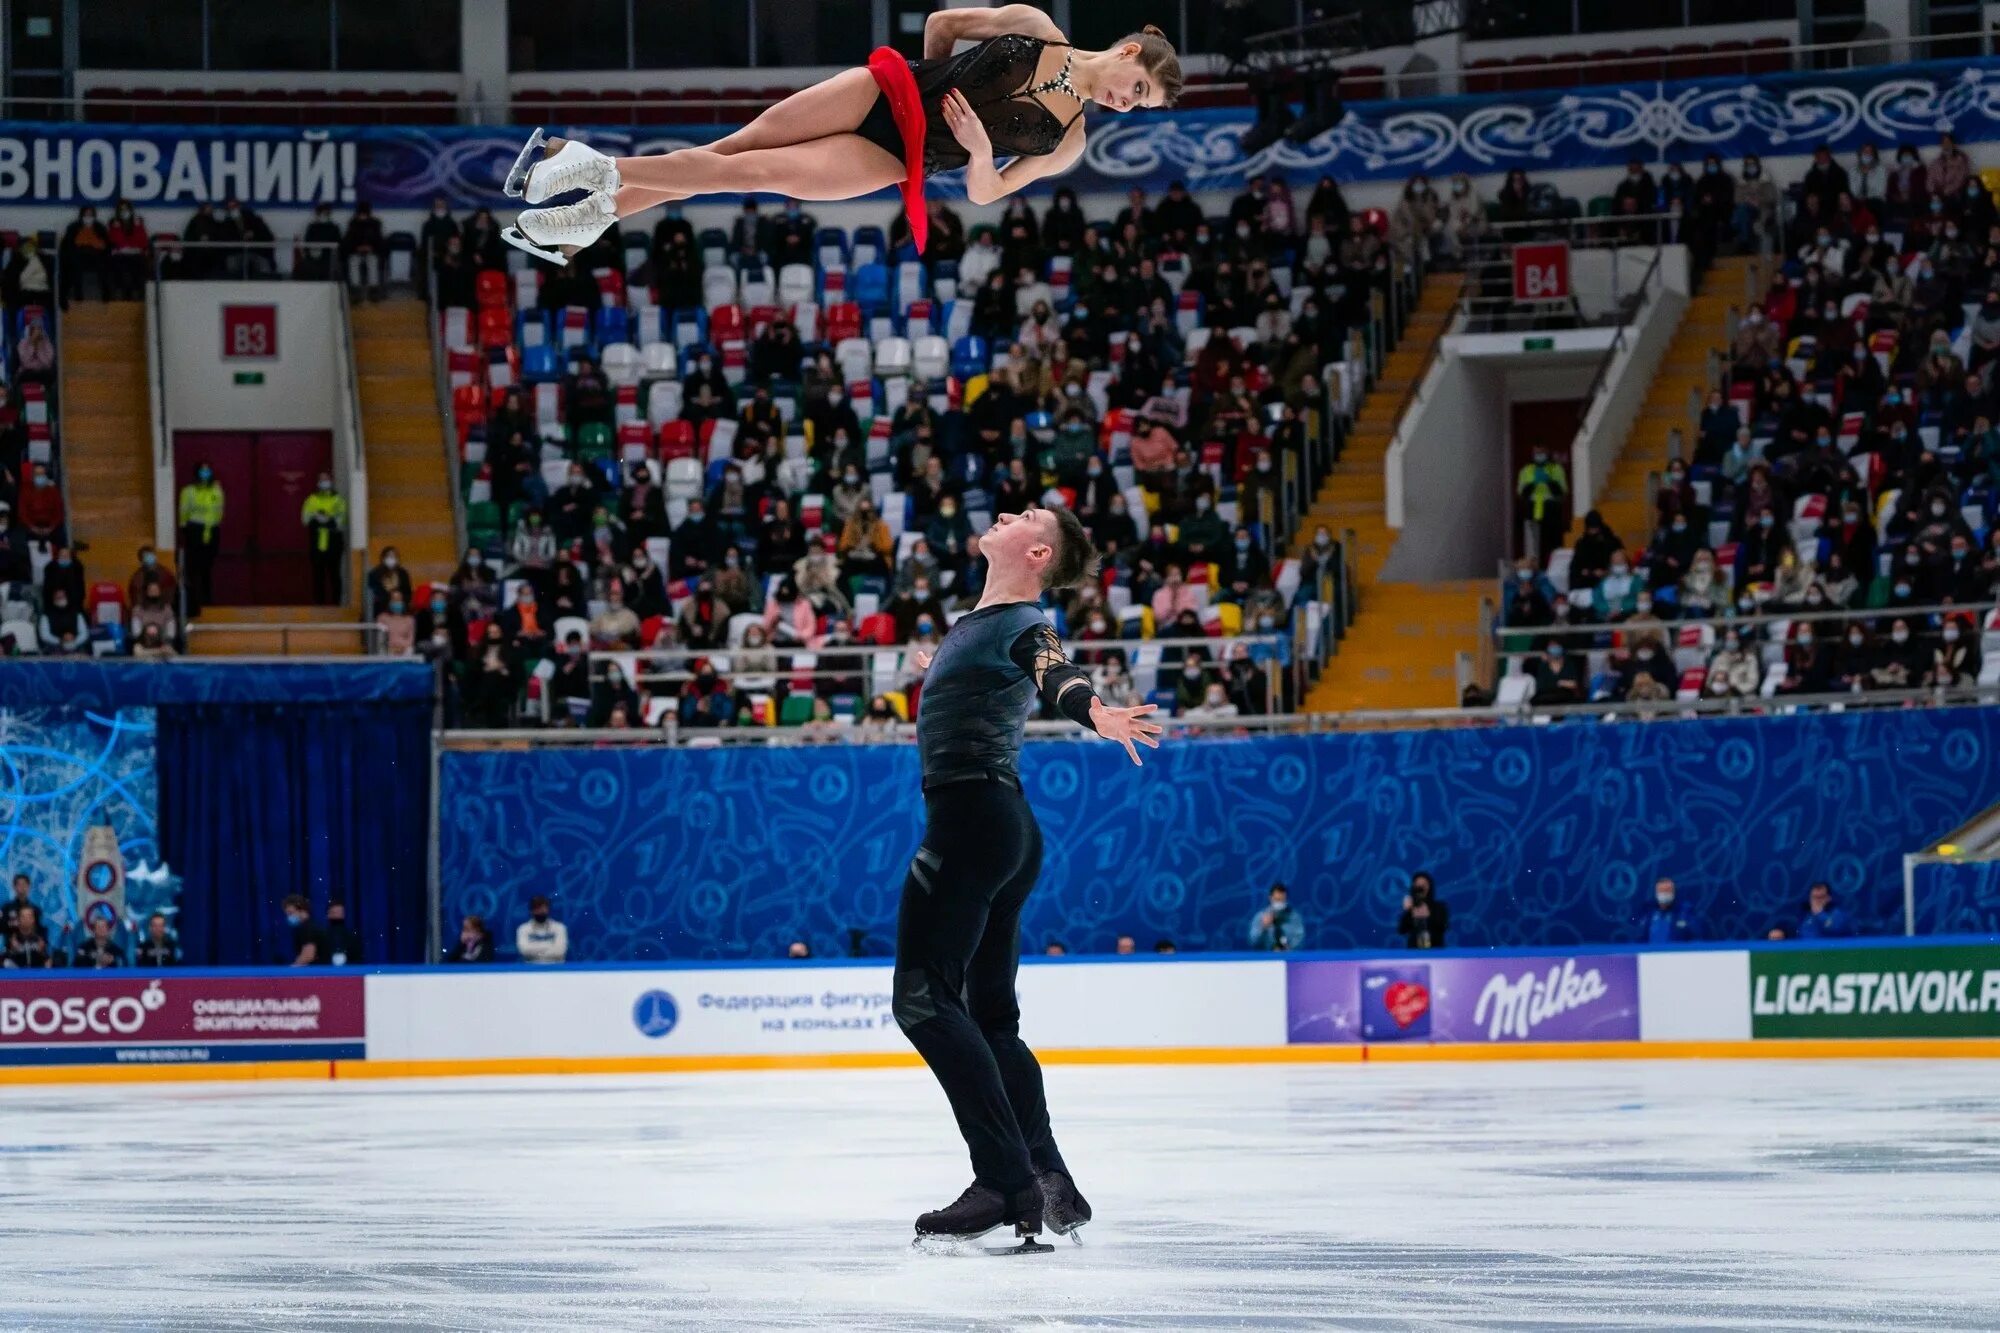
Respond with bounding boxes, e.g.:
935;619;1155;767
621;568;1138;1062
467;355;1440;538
233;371;266;385
221;303;278;360
1511;242;1572;303
1523;337;1555;351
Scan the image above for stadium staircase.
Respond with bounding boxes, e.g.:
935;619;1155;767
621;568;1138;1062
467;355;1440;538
1298;273;1484;712
1584;254;1756;546
352;298;458;596
60;303;155;579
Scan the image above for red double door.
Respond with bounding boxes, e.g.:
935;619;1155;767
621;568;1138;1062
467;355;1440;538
173;431;333;606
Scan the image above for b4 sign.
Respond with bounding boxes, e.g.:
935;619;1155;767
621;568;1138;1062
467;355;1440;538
1512;243;1571;303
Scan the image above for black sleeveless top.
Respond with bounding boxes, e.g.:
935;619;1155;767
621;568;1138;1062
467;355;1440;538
908;34;1088;177
915;602;1050;785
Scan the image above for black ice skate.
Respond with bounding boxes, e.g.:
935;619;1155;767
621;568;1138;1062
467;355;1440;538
912;1183;1051;1255
1036;1170;1092;1244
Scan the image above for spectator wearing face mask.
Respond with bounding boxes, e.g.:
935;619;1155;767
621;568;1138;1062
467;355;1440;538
1171;647;1214;714
365;546;412;619
1247;883;1304;951
1592;551;1642;619
1870;617;1925;689
1934;615;1982;686
1703;627;1762;698
1616;636;1676;705
342;202;386;300
59;204;111;304
130;578;177;648
1150;564;1204;626
1182;680;1240;723
301;472;347;606
1177;490;1229;567
1094;653;1139;708
1639;878;1701;944
1735;509;1790;587
1527;637;1587;705
1567;510;1622;590
176;462;224;615
1778;621;1836;695
1516;445;1570;563
375;593;415;656
39;586;84;653
1397;873;1450;949
281;894;326;966
516;895;569;963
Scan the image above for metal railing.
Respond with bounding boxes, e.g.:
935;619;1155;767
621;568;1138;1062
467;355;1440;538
438;680;2000;748
1458;213;1680;334
184;622;389;654
424;255;468;567
582;632;1292;713
1495;596;2000;646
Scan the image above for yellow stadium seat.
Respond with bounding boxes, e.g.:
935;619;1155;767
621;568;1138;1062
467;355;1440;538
1203;561;1220;590
1140;606;1156;639
1216;602;1242;635
963;374;989;407
1983;167;2000;197
884;690;910;721
1140;487;1161;515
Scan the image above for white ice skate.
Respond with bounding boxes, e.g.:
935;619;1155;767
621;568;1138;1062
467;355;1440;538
504;128;620;204
502;193;618;263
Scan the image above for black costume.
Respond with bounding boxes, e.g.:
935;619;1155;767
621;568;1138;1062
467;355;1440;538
858;34;1087;189
895;600;1098;1215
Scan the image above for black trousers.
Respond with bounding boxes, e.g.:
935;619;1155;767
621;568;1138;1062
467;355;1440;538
309;541;344;605
181;524;218;616
893;776;1068;1196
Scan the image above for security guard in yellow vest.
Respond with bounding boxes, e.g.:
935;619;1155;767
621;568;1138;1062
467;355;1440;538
301;472;348;606
177;462;225;616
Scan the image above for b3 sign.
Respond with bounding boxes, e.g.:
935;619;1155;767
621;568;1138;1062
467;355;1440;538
221;303;277;360
1512;243;1571;303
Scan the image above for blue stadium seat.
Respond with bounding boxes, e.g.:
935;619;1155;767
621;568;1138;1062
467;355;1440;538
514;310;552;350
948;335;988;380
850;263;892;318
521;344;561;383
596;306;630;346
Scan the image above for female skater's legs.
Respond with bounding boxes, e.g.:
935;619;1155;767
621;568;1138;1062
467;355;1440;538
610;138;903;219
612;68;896;212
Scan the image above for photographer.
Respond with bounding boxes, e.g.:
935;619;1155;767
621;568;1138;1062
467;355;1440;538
1246;883;1305;952
1396;872;1450;950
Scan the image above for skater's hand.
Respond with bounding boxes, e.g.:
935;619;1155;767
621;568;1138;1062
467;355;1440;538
1090;700;1164;766
912;649;933;670
941;89;992;159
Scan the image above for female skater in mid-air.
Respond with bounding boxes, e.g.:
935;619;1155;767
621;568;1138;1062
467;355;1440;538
499;4;1182;260
896;507;1163;1253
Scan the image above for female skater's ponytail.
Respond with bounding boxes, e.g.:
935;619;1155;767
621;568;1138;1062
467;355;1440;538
1122;25;1184;107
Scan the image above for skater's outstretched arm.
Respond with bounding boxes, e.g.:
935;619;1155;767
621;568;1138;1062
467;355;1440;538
1010;624;1163;765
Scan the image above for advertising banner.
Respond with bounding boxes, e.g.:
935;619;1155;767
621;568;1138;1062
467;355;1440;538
365;960;1281;1063
1749;944;2000;1039
8;58;2000;207
0;974;365;1065
1287;953;1641;1044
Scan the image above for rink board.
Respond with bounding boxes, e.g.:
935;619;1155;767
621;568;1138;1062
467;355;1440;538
3;942;1997;1083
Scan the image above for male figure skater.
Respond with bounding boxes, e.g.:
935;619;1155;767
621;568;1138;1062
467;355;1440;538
896;505;1162;1250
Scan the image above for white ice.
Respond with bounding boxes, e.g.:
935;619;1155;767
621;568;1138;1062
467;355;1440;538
2;1060;1998;1331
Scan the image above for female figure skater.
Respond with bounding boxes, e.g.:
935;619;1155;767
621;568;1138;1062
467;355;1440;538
499;6;1182;261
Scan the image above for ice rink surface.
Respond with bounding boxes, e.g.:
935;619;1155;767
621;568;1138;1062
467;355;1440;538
2;1059;1998;1332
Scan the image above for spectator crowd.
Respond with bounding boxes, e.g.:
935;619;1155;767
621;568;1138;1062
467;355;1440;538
1502;134;2000;708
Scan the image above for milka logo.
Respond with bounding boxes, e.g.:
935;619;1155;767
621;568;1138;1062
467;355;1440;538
1471;960;1609;1041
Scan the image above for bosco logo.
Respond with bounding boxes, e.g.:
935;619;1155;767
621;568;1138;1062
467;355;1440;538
632;990;679;1039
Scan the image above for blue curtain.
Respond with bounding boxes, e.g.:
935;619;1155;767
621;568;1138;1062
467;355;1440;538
159;702;431;965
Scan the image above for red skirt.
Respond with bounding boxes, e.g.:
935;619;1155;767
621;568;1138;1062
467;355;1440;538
866;45;928;256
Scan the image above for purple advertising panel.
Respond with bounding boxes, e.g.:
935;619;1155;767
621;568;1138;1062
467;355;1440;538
1288;954;1640;1045
0;974;365;1065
